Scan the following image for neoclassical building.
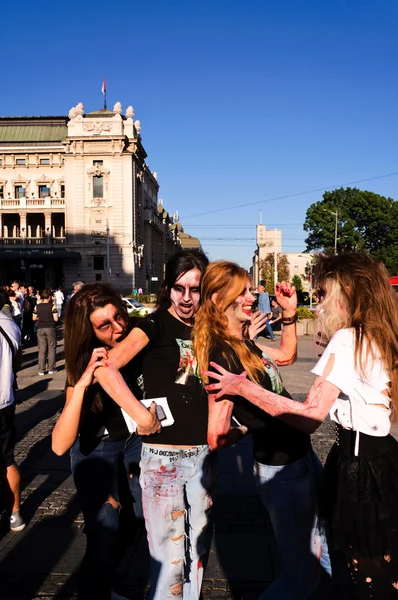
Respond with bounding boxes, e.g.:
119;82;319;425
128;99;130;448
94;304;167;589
0;101;191;293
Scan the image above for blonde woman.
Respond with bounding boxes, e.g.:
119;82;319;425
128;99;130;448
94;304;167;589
204;253;398;599
193;261;331;600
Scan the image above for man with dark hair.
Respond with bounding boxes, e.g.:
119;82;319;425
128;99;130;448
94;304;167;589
0;310;25;531
33;289;58;375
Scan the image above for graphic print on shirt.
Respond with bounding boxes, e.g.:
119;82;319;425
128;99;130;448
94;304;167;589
175;339;200;385
262;351;284;394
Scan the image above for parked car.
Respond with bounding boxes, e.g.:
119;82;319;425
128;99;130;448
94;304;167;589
122;297;155;316
390;276;398;293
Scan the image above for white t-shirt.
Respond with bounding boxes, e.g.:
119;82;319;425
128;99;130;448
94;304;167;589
55;290;64;305
312;328;391;437
0;313;21;408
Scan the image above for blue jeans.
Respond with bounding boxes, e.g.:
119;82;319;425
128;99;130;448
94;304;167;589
140;444;215;600
254;451;331;599
71;433;143;600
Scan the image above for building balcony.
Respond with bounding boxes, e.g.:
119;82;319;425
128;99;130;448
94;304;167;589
0;196;65;210
0;236;66;246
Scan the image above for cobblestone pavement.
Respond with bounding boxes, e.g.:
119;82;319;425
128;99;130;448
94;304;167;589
0;333;357;600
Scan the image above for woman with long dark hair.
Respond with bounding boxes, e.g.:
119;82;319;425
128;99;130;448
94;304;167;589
52;283;159;600
102;250;214;600
204;253;398;599
193;261;331;599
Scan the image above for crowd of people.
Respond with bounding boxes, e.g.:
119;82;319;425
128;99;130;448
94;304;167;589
0;250;397;599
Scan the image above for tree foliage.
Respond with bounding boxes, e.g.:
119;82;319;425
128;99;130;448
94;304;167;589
260;253;290;294
291;274;303;292
304;187;398;274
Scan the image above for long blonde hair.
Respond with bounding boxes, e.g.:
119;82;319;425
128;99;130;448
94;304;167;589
193;261;264;384
314;253;398;417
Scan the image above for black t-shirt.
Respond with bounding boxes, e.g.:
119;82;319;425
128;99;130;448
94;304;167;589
136;309;208;445
209;341;311;466
34;302;57;329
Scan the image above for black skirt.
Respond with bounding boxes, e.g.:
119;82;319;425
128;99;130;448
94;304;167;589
322;425;398;558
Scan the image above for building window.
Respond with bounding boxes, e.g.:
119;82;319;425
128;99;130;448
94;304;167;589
294;264;299;269
0;159;2;165
60;184;65;198
40;158;50;165
16;158;26;165
93;256;105;270
15;185;25;198
38;185;50;198
0;186;3;199
93;160;103;166
93;176;103;198
95;273;102;282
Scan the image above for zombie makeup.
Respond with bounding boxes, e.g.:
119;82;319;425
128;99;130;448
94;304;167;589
169;268;201;323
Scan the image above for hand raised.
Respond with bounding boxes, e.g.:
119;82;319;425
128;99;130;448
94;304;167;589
275;281;297;312
77;347;109;390
248;311;268;340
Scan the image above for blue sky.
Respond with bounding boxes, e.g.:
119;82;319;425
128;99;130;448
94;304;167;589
2;0;398;269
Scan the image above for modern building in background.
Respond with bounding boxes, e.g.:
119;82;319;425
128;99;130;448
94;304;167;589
0;101;199;293
252;224;282;287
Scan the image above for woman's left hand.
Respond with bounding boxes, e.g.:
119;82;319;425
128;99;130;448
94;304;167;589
248;311;268;340
275;281;297;312
203;362;248;400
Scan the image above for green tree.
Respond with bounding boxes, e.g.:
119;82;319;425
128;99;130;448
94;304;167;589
291;274;303;292
260;253;290;294
304;187;398;274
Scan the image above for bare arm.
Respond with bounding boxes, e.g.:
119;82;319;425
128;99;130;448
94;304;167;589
52;385;86;455
94;365;160;435
203;355;340;435
52;347;109;455
107;327;150;370
207;393;247;450
255;308;297;366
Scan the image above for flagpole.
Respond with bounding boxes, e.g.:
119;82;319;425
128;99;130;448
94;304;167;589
104;88;107;110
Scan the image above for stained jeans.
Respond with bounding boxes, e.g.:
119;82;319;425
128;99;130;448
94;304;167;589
140;444;215;600
71;433;143;600
255;451;331;599
37;328;57;372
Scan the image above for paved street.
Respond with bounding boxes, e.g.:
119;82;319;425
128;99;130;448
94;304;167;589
0;333;355;600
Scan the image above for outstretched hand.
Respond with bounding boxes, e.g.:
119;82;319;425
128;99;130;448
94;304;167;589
202;362;248;400
248;311;268;340
275;281;297;312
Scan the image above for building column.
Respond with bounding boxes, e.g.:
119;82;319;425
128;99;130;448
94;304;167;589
19;212;26;242
0;213;2;239
45;212;51;244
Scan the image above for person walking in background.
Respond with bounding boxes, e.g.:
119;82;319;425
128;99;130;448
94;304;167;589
0;309;25;532
54;287;64;318
269;297;283;332
8;291;22;329
257;283;275;340
33;289;58;375
22;286;36;343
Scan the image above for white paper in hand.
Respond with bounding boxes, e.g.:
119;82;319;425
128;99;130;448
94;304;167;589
140;397;174;427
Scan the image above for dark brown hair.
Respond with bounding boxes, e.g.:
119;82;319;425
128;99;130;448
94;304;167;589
64;283;130;412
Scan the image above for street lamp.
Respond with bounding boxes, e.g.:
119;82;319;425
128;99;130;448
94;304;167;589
322;208;338;255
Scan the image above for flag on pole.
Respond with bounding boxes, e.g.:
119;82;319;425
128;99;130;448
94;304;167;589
101;78;106;95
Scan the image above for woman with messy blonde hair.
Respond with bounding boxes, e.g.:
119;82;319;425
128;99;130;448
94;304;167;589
204;253;398;599
194;260;331;599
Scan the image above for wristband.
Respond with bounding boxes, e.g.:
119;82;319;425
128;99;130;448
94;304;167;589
282;320;297;326
282;313;298;325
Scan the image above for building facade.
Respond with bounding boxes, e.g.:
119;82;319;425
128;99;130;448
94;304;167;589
0;101;188;294
252;224;282;287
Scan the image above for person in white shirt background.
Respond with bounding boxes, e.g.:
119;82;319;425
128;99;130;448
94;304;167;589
0;309;25;532
54;287;64;318
205;252;398;599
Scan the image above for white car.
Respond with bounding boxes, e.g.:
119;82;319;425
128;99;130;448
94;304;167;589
122;297;155;316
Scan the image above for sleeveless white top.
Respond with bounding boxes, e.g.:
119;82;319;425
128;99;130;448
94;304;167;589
312;328;391;437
